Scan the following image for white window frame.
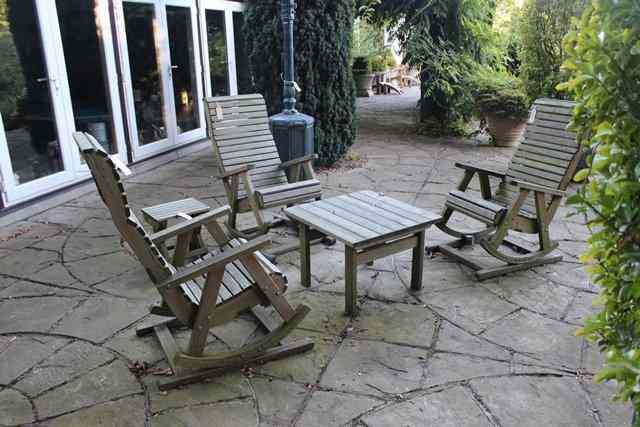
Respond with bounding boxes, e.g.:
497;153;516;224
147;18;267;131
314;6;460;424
199;0;246;98
113;0;206;162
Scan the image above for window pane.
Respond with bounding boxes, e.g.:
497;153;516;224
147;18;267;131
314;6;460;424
123;2;167;145
233;12;252;94
0;0;64;185
56;0;117;153
166;5;199;134
205;9;229;97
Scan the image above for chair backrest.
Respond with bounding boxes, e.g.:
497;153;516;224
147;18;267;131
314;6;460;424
205;94;288;191
506;98;581;191
72;132;195;322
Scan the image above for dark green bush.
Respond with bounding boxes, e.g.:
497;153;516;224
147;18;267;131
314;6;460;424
473;68;529;120
559;0;640;419
353;55;372;74
244;0;357;165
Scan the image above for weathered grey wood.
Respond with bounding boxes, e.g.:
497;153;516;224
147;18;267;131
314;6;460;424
411;231;426;291
435;98;580;279
206;94;323;236
157;339;314;391
356;235;419;265
345;247;358;316
73;131;314;387
286;191;441;316
299;223;311;288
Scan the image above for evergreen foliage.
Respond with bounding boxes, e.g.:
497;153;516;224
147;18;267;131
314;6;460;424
244;0;357;165
359;0;499;134
517;0;586;99
559;0;640;419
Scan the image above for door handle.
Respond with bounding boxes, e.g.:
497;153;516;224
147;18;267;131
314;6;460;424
37;77;59;91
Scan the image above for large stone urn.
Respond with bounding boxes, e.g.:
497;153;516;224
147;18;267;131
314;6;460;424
486;114;527;147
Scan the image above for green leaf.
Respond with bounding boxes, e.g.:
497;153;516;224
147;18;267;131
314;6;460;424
574;168;591;182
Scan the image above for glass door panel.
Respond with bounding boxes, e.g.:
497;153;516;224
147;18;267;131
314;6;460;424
232;11;252;94
55;0;118;154
166;5;199;135
0;0;66;187
122;2;168;146
205;9;229;97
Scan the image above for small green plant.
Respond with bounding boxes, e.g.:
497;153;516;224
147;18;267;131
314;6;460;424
558;0;640;420
353;55;372;74
473;68;529;120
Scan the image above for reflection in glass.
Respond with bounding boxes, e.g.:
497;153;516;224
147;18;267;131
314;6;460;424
123;2;166;145
0;0;64;185
205;10;229;97
56;0;116;153
233;12;252;94
166;6;199;134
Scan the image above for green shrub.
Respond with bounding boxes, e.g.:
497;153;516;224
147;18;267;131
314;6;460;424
0;32;24;127
369;54;386;72
473;68;529;120
353;55;372;74
558;0;640;419
244;0;356;165
518;0;587;100
381;47;397;69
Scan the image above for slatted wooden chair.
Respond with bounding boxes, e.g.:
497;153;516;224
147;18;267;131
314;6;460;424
205;94;322;236
434;99;584;280
72;132;313;390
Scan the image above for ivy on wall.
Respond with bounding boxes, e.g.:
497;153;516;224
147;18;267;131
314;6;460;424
243;0;357;165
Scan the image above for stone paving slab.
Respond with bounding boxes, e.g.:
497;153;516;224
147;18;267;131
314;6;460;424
0;87;632;426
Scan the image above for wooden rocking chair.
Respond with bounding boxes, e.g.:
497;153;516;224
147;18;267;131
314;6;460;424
434;99;584;281
205;94;322;237
73;132;313;390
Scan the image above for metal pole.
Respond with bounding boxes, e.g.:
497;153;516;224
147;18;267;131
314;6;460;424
281;0;296;112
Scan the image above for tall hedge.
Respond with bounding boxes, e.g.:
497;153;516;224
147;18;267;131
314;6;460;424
559;0;640;418
244;0;356;165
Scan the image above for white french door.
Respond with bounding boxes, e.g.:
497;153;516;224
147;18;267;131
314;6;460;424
199;0;250;98
0;0;126;206
114;0;205;161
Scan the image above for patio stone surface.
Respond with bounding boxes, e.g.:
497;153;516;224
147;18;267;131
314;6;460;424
0;87;630;425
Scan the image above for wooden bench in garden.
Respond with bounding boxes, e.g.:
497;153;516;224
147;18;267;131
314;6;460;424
433;99;584;280
73;132;314;390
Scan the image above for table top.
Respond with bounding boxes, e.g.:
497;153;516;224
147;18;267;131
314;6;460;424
285;190;442;249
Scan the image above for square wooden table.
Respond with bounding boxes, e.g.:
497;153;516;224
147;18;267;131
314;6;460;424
285;191;442;316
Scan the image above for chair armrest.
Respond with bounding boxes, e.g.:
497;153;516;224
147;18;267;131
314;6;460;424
157;236;272;290
280;154;316;170
217;164;254;179
150;206;230;244
455;162;506;178
513;180;566;197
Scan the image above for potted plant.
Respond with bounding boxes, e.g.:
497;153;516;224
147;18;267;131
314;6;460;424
353;56;374;97
474;69;530;147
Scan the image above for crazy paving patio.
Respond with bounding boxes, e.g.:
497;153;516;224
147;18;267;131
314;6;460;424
0;88;632;426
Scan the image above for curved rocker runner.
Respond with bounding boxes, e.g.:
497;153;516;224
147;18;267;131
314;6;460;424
72;132;313;390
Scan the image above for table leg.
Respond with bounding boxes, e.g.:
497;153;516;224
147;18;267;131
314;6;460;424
411;230;426;290
345;247;358;316
299;223;311;288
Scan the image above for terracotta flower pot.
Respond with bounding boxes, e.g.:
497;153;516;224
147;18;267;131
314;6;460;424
486;114;527;147
355;73;375;97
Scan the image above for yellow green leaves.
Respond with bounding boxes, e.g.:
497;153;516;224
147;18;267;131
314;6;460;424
574;168;591;182
559;0;640;417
